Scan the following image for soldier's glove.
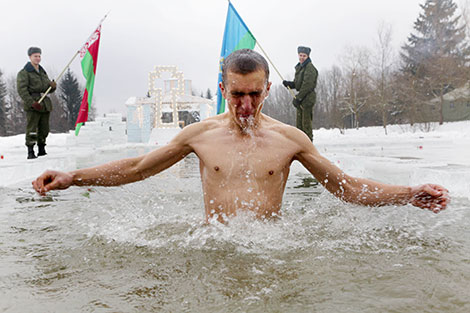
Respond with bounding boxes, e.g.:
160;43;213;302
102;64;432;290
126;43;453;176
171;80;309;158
49;80;57;89
293;98;301;108
32;101;42;111
282;80;295;89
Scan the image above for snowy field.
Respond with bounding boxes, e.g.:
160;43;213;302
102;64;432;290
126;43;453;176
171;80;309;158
0;121;469;199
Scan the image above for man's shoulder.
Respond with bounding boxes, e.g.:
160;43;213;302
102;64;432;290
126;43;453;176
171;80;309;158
169;115;227;148
17;63;36;77
17;67;29;82
17;66;28;76
193;114;226;130
262;115;303;137
306;61;318;72
262;114;313;146
179;115;225;137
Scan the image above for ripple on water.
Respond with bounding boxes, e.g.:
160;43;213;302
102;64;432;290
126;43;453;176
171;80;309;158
1;164;470;312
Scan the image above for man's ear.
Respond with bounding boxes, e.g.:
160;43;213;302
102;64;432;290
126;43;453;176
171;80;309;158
219;81;226;98
266;81;272;93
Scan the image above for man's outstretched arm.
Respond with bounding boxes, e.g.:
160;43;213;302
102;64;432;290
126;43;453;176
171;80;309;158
32;125;197;195
293;133;449;213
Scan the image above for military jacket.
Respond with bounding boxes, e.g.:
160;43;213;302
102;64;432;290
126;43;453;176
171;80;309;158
293;58;318;107
17;62;55;112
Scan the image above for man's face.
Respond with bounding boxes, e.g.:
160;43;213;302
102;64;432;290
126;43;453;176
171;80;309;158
220;69;271;129
29;53;41;66
298;53;308;64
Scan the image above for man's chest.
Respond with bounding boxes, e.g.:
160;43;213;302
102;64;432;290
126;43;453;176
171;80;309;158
193;137;294;181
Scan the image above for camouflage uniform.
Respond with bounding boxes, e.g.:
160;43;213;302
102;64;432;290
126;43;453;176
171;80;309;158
284;58;318;140
17;62;55;147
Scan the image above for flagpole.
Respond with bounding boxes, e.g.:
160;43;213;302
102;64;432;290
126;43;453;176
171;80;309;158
37;51;80;104
38;12;110;104
255;41;296;99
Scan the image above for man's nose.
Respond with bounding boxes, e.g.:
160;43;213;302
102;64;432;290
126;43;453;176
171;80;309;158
240;95;252;108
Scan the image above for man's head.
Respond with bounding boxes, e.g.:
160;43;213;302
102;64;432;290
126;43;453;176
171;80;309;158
219;49;271;130
221;49;270;84
297;46;311;64
28;47;42;66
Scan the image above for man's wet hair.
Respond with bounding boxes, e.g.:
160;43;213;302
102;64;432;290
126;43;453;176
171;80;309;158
222;49;270;84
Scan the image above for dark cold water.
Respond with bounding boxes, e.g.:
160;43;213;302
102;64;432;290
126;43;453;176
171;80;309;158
1;147;469;312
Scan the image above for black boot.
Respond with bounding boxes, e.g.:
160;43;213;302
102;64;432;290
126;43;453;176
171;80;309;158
27;145;37;159
38;144;47;156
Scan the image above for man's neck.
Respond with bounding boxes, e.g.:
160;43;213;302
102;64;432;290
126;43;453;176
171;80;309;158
229;115;262;137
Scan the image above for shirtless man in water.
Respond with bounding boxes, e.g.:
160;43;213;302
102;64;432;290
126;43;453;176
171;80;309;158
32;49;449;221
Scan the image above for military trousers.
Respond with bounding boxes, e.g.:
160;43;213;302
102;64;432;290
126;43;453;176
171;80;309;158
25;110;50;146
296;103;313;141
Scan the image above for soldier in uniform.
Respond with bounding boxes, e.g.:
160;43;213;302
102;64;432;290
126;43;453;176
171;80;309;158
17;47;56;159
283;46;318;141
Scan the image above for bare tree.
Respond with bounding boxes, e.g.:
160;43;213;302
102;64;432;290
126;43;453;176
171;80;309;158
340;46;373;129
315;70;330;129
316;65;345;131
0;69;7;136
5;75;25;135
459;0;470;83
262;84;296;126
371;22;396;134
460;0;470;42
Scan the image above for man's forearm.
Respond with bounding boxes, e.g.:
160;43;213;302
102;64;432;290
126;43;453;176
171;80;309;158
70;157;143;187
337;177;413;207
69;142;189;187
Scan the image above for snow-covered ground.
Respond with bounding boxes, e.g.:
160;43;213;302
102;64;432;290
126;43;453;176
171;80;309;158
1;121;469;199
311;121;470;199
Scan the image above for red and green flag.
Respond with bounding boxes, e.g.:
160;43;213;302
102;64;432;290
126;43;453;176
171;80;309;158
217;2;256;114
75;25;102;135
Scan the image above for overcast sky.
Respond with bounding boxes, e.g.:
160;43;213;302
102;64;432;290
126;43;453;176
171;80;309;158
1;0;432;115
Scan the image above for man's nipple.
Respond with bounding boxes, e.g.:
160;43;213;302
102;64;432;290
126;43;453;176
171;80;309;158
214;166;220;172
269;170;274;175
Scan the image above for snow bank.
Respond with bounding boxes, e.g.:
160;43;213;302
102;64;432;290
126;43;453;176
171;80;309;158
1;121;469;199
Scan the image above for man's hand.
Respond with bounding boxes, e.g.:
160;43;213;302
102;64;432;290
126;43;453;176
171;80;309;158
32;101;42;111
293;98;301;108
282;80;295;88
32;170;74;196
410;184;450;213
49;80;57;89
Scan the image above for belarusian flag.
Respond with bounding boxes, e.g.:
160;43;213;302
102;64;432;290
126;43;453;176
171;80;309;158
75;25;102;135
217;2;256;114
